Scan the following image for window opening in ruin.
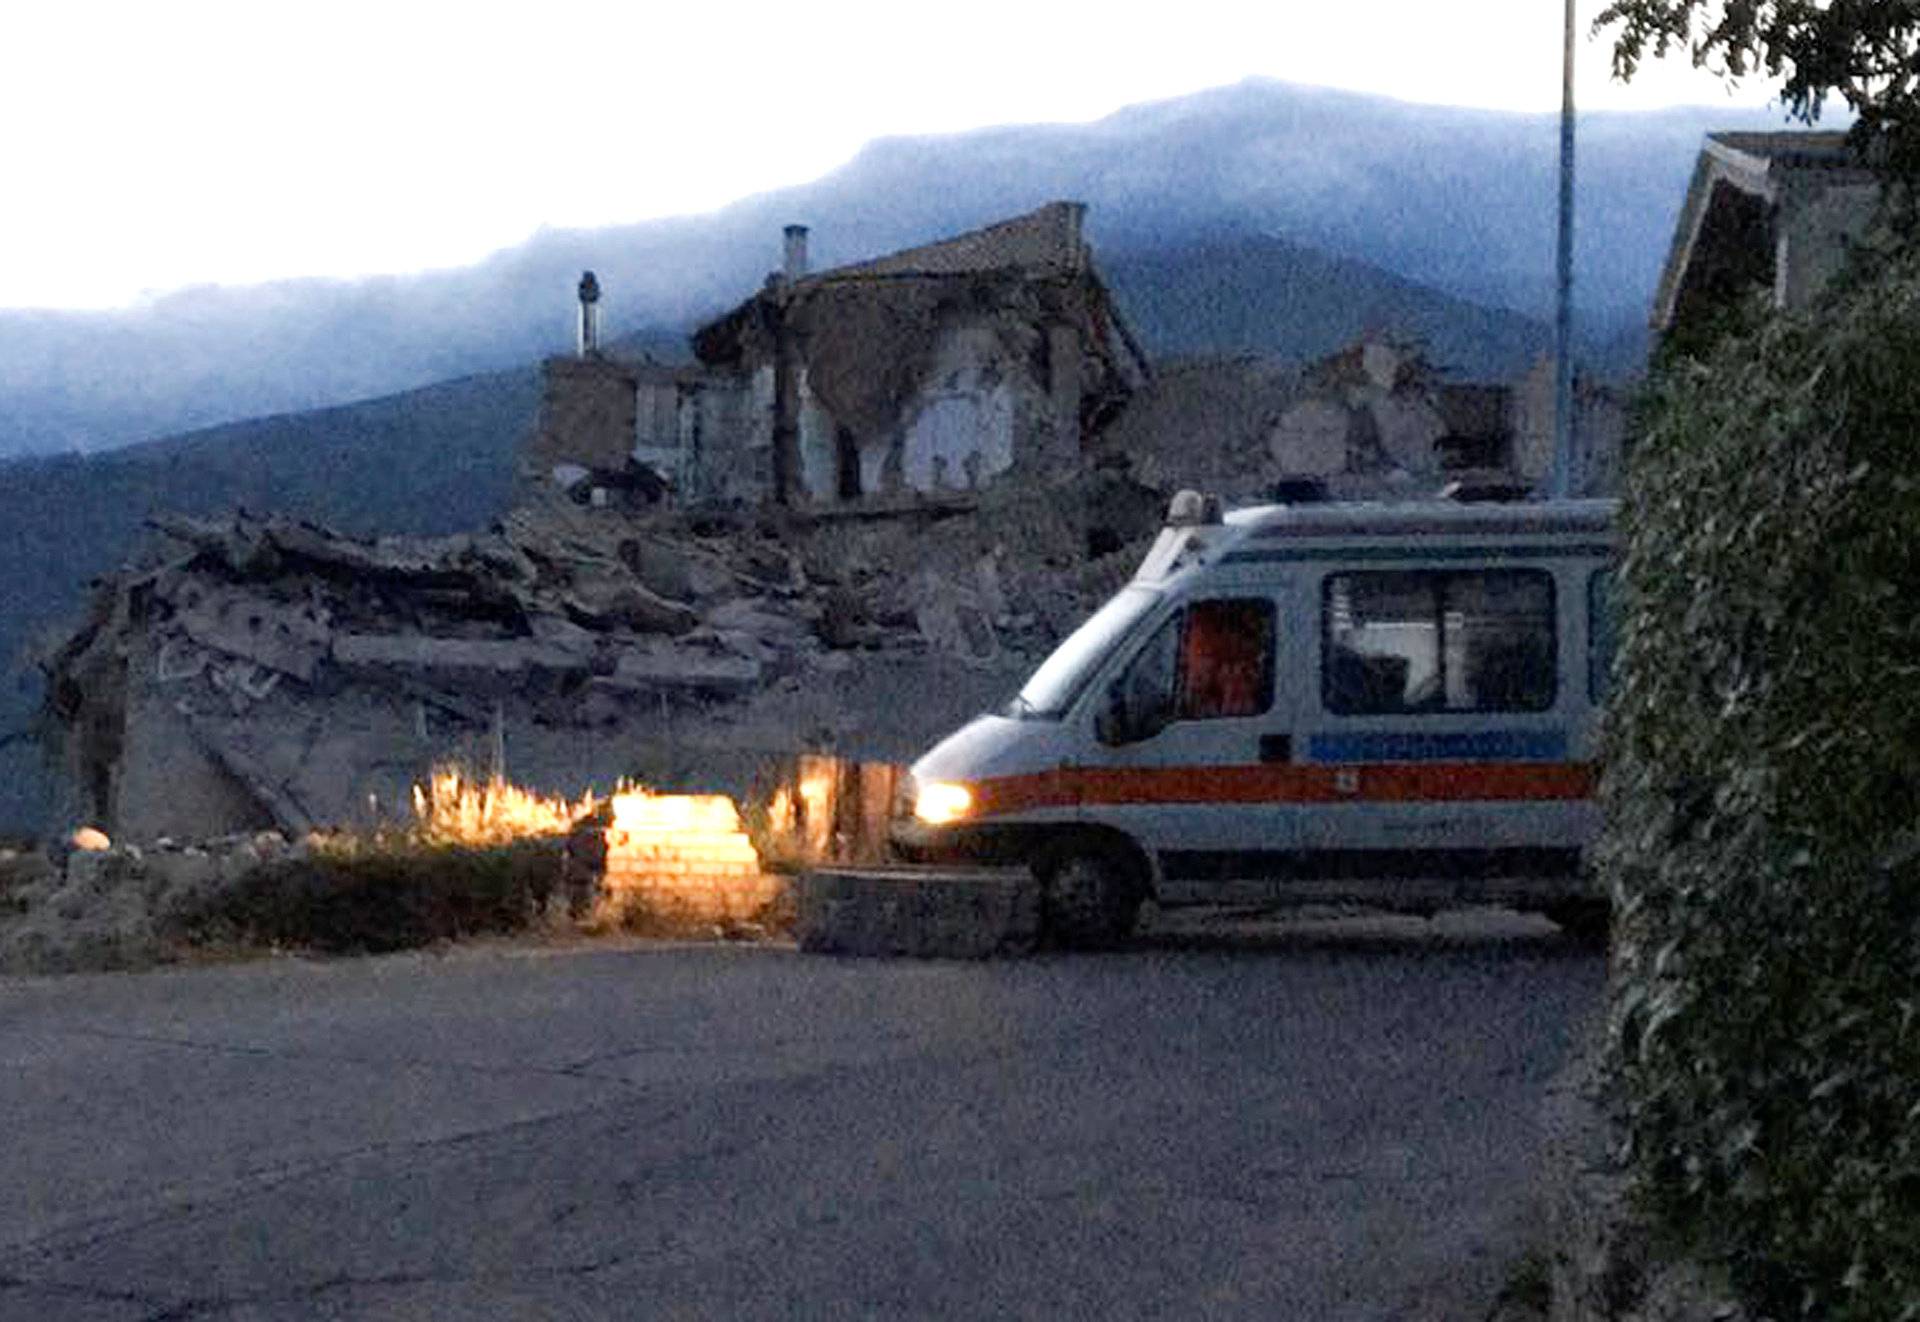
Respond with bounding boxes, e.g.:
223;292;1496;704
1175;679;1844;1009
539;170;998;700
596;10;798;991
835;426;862;500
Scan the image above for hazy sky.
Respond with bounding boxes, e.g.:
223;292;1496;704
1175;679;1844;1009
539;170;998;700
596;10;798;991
4;0;1774;311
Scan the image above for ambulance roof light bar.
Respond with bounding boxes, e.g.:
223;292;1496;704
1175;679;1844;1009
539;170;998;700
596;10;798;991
1165;489;1223;527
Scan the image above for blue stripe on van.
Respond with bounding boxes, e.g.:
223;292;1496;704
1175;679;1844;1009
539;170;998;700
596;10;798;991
1307;729;1569;763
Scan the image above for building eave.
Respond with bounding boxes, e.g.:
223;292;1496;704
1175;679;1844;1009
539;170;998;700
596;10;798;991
1652;130;1878;331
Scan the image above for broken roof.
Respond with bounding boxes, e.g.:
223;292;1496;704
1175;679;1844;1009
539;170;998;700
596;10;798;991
811;200;1090;282
690;201;1151;388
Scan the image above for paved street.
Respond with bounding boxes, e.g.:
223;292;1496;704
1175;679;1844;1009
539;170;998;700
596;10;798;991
1;914;1601;1320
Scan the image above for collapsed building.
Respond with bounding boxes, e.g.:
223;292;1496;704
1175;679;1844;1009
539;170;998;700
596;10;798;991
522;201;1153;507
1263;337;1625;499
42;480;1157;844
40;201;1166;847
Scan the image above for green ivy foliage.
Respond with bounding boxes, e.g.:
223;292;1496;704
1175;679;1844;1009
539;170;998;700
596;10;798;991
1604;253;1920;1319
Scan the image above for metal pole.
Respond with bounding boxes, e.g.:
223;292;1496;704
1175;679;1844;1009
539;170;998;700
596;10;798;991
1553;0;1577;498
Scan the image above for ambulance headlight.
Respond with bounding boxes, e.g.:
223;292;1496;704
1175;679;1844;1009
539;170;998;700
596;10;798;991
913;781;975;826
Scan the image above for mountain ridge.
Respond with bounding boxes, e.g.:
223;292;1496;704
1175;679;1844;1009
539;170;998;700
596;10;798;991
0;77;1782;457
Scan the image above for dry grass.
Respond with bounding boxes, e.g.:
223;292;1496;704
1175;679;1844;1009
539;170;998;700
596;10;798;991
409;767;601;846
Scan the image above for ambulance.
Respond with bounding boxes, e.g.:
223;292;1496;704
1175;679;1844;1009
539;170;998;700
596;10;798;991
893;491;1619;944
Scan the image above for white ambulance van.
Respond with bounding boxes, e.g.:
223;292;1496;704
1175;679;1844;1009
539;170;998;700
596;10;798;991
893;492;1619;944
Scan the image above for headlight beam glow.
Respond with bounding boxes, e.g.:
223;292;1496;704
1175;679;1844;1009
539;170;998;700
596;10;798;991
913;781;975;826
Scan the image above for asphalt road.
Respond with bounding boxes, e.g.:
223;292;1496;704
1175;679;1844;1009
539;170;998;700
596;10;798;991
1;913;1601;1320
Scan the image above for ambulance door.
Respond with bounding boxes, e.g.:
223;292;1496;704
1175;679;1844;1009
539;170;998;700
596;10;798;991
1076;590;1300;874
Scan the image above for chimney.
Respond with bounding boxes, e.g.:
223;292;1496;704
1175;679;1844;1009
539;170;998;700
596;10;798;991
1059;202;1087;272
576;270;601;357
783;225;809;282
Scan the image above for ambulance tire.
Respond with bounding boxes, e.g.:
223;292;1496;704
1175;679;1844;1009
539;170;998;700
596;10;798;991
1036;840;1146;950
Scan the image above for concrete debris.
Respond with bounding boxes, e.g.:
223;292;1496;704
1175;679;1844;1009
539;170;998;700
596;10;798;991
911;571;1000;665
42;457;1168;845
174;586;331;682
605;645;764;696
526;614;602;657
562;575;699;636
705;598;811;643
333;633;587;677
0;831;308;975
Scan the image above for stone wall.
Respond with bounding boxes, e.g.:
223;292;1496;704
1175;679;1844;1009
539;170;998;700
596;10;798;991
1777;178;1878;312
523;356;640;484
797;867;1039;958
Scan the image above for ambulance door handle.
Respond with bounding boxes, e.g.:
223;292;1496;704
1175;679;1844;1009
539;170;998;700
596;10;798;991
1258;734;1291;763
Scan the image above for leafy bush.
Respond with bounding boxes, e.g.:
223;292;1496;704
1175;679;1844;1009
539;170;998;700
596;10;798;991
183;833;567;954
1603;255;1920;1318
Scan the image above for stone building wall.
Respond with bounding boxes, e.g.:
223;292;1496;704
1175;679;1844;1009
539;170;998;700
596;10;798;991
618;310;1090;507
523;356;639;485
1776;178;1878;311
1512;359;1628;497
896;321;1021;495
634;370;761;502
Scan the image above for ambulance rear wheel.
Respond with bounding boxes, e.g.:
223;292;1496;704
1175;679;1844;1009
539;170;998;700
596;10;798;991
1037;843;1145;950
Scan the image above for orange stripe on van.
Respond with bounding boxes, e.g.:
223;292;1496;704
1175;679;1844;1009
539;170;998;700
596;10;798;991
970;762;1594;817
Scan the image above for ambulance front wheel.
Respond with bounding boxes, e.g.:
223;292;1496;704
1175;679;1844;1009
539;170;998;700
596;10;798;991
1035;839;1147;950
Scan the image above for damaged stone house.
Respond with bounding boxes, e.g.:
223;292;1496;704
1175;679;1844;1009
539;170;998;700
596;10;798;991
1141;335;1626;504
1282;335;1628;498
521;200;1153;506
1653;130;1880;344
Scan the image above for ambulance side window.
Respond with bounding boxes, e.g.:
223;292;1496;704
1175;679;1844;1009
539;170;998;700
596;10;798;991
1322;570;1555;714
1115;613;1181;734
1114;598;1276;730
1178;598;1275;719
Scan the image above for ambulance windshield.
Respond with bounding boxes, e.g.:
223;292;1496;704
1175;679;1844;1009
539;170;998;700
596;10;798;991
1007;586;1162;719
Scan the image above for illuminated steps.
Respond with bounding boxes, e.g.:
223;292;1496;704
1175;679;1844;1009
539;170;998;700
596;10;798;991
593;791;788;927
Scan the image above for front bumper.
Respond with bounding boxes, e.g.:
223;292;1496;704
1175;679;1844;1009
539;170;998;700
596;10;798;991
888;815;1047;868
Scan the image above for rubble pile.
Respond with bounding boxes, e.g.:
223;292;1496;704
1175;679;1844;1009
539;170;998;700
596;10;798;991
41;463;1167;847
0;831;306;973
